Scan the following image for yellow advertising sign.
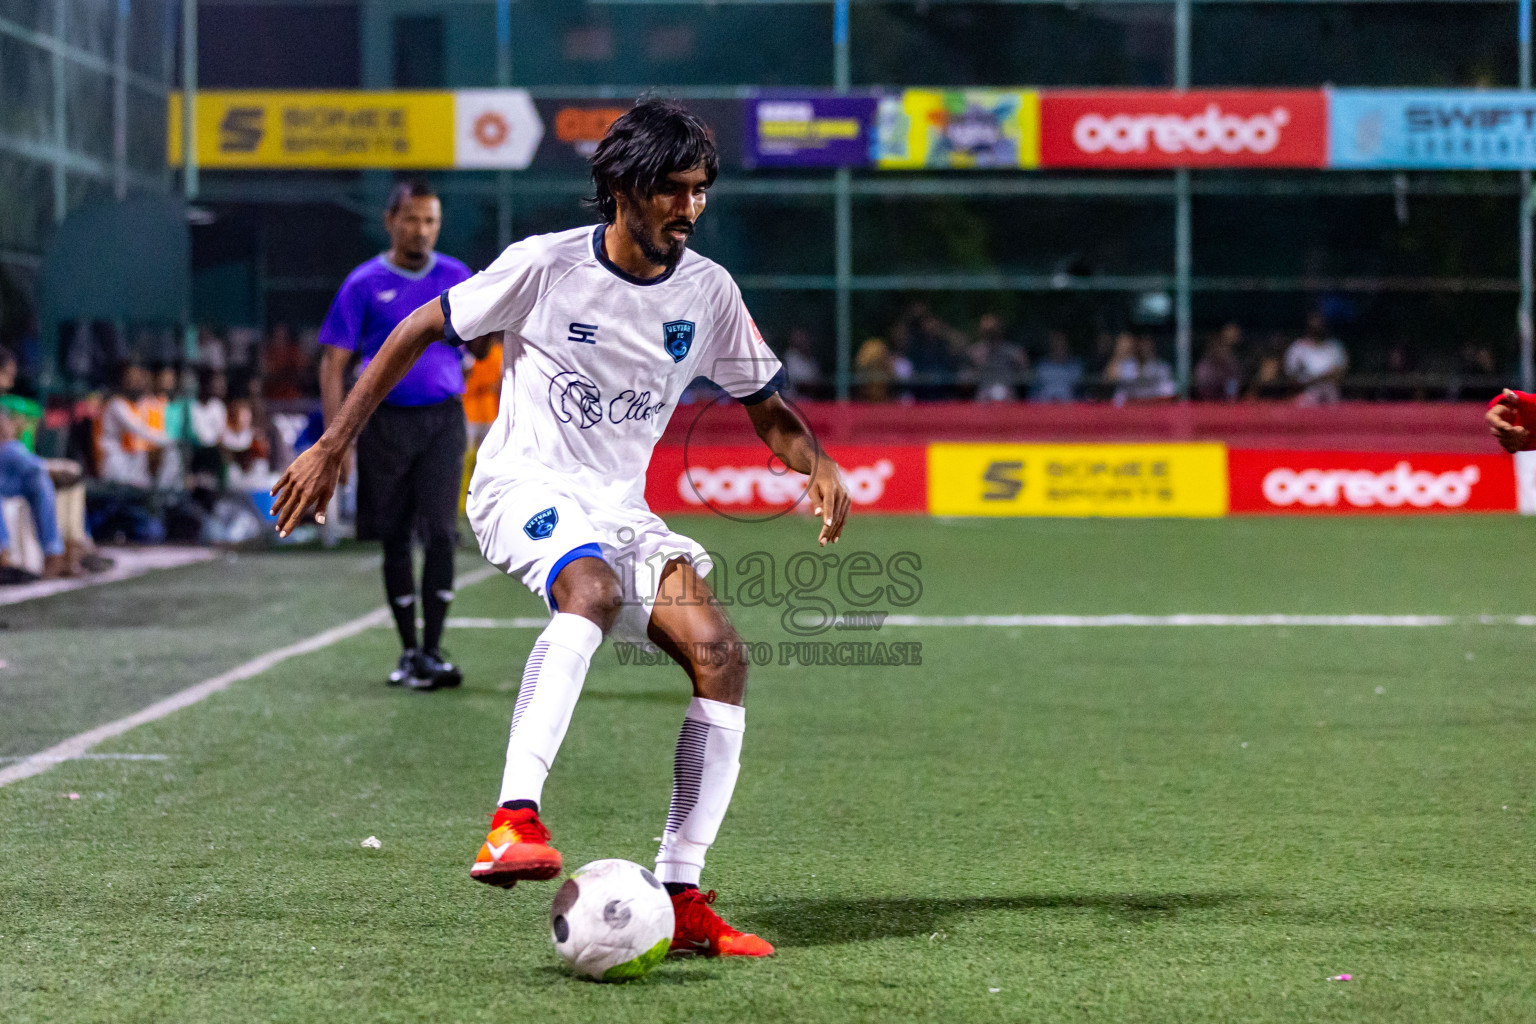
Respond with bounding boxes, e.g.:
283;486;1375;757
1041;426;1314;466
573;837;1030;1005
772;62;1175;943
875;89;1041;170
928;443;1229;517
168;91;456;169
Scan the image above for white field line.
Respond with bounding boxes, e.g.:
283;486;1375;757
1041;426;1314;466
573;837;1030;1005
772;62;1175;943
0;546;217;607
441;613;1536;630
0;753;168;763
0;565;499;789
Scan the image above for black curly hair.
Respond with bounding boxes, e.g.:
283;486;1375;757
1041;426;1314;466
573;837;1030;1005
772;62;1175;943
587;98;718;224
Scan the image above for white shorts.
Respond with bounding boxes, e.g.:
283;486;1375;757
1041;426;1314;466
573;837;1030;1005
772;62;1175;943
467;470;712;644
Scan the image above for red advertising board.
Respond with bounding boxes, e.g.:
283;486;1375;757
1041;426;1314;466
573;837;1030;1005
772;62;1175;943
1228;450;1516;514
645;445;927;515
1039;90;1328;169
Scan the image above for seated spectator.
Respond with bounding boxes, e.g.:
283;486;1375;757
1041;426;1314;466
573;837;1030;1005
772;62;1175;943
98;363;171;488
968;315;1029;402
1195;322;1244;402
223;374;273;489
854;337;895;402
263;323;306;400
1285;312;1348;405
1122;335;1178;403
1104;332;1141;401
903;303;968;401
782;328;825;400
189;368;229;490
0;347;71;577
1030;331;1084;403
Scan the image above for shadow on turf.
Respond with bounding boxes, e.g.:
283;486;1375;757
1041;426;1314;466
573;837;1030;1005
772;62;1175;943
746;892;1254;947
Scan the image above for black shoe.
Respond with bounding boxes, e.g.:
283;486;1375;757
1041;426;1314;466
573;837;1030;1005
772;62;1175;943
388;649;421;687
417;648;462;689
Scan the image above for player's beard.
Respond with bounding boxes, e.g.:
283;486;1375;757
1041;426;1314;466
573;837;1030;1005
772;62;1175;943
629;217;690;270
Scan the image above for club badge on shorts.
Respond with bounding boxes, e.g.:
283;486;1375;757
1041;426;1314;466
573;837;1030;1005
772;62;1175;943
524;507;559;540
663;320;695;363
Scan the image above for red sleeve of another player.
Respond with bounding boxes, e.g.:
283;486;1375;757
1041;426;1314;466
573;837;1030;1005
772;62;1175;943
1488;390;1536;424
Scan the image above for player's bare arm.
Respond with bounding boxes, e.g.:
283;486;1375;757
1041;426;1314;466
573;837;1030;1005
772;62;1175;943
744;394;851;545
270;297;445;535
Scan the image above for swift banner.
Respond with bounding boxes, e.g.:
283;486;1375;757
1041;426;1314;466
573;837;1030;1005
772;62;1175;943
1328;89;1536;169
744;93;878;168
1229;450;1516;514
1039;90;1328;169
876;89;1041;170
927;443;1229;518
168;90;542;169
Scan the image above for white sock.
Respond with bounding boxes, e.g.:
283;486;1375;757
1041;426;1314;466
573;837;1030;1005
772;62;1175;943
655;697;745;886
497;612;604;807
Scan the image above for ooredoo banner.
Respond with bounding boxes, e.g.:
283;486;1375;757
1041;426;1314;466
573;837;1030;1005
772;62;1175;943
645;445;927;515
1228;450;1516;514
1039;90;1328;169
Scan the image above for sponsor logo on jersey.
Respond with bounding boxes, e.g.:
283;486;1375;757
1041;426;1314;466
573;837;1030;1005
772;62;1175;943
548;371;604;428
663;320;695;362
377;289;398;303
523;507;559;540
566;322;599;344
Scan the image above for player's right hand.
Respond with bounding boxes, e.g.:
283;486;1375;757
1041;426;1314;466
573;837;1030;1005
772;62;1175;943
269;442;346;537
1487;389;1536;454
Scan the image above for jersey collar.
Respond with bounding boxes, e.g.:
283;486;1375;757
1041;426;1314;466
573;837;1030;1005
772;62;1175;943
591;224;678;287
377;252;439;281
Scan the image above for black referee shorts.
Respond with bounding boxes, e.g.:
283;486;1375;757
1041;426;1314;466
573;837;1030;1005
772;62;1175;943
355;398;467;545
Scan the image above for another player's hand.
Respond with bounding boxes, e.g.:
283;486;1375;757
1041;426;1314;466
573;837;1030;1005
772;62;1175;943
269;441;346;537
1487;389;1535;454
807;460;851;547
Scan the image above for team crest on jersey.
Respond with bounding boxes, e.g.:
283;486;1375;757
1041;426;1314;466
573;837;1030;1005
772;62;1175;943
663;320;695;363
524;507;558;540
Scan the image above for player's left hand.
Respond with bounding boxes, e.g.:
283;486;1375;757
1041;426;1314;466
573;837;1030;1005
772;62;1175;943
807;460;851;546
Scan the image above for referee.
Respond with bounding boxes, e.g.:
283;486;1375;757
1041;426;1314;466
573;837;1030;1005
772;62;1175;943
317;179;490;690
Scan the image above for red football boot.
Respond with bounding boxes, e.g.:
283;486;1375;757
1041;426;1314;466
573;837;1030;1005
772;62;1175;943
469;807;562;888
669;888;775;957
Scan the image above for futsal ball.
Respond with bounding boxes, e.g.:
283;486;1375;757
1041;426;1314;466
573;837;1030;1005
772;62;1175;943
550;859;674;982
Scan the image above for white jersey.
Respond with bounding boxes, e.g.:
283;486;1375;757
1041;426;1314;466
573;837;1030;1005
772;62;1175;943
444;224;782;510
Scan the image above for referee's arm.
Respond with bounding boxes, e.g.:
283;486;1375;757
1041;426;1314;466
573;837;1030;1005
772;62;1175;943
270;297;445;536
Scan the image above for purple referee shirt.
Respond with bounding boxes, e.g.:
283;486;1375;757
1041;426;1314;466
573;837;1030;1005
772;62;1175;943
318;252;474;407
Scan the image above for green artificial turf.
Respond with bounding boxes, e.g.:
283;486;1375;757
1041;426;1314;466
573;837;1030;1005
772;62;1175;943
3;516;1536;1022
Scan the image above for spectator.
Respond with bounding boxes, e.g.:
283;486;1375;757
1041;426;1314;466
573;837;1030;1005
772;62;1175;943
263;323;306;400
1245;331;1289;400
1122;335;1177;403
1285;312;1348;405
1195;322;1244;402
0;347;70;577
854;337;896;402
968;314;1029;402
1030;330;1084;403
98;363;171;488
189;368;229;489
782;328;824;399
223;373;272;489
1104;331;1141;400
903;303;968;401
